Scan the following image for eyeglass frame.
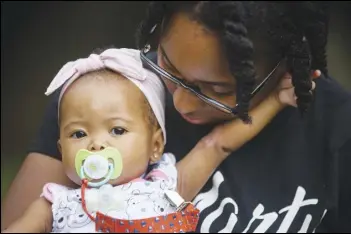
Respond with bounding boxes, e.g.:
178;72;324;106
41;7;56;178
139;22;284;115
141;44;285;115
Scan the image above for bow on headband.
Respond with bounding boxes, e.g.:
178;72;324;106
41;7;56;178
45;49;151;96
45;48;167;144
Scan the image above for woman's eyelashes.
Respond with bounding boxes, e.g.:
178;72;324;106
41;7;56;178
211;86;235;96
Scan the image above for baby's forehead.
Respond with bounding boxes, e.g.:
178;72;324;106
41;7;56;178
71;70;128;86
65;70;144;96
59;70;148;120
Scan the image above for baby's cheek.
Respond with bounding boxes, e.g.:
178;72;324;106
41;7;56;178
62;148;82;185
65;166;82;186
111;156;149;185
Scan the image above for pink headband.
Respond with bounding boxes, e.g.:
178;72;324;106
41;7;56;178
45;48;166;144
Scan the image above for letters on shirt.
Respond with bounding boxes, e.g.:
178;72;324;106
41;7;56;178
193;171;327;233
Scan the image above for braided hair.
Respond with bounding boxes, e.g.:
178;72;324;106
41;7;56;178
136;1;330;122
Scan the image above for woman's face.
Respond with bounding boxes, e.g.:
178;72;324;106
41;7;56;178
157;13;282;125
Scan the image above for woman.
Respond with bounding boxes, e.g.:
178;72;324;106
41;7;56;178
2;1;350;233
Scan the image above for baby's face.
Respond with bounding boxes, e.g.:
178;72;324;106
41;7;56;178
58;71;163;186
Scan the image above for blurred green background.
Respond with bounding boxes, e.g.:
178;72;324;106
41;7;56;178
1;1;351;200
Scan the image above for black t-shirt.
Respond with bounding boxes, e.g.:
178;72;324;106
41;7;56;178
28;60;351;232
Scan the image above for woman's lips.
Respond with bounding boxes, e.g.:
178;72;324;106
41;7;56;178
180;113;206;124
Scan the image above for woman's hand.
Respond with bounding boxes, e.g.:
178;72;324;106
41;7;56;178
272;70;320;107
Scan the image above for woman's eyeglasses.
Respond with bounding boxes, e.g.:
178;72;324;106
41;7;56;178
139;20;283;115
140;44;283;115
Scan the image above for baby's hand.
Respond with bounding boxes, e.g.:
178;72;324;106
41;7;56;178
274;70;320;107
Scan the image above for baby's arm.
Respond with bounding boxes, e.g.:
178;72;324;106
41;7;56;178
2;197;52;233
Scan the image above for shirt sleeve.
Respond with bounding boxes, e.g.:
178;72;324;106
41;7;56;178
40;182;70;203
144;153;178;191
27;88;61;160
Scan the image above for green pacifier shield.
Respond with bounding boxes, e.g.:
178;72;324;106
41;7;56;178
75;147;123;180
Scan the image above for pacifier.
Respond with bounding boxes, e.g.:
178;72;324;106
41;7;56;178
75;147;123;188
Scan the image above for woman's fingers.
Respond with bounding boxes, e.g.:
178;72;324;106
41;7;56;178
278;74;293;89
277;72;317;107
279;69;319;90
278;87;297;107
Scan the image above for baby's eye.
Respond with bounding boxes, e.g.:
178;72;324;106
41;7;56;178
70;130;87;139
111;127;127;136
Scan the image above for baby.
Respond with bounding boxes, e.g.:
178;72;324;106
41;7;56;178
3;48;313;233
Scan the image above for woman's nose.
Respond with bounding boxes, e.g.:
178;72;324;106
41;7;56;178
173;86;204;115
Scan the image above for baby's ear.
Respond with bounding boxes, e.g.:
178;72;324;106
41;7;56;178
149;128;164;164
57;140;62;154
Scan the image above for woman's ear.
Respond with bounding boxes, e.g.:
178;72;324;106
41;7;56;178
57;140;62;154
149;128;164;164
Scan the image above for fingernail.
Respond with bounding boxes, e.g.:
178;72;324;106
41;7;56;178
314;70;321;77
284;73;292;79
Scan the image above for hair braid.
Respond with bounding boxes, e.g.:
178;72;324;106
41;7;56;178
192;1;256;122
205;1;256;123
290;2;330;76
284;2;330;115
277;2;312;115
289;37;314;115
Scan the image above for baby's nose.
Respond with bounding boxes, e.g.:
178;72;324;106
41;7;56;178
88;140;106;151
